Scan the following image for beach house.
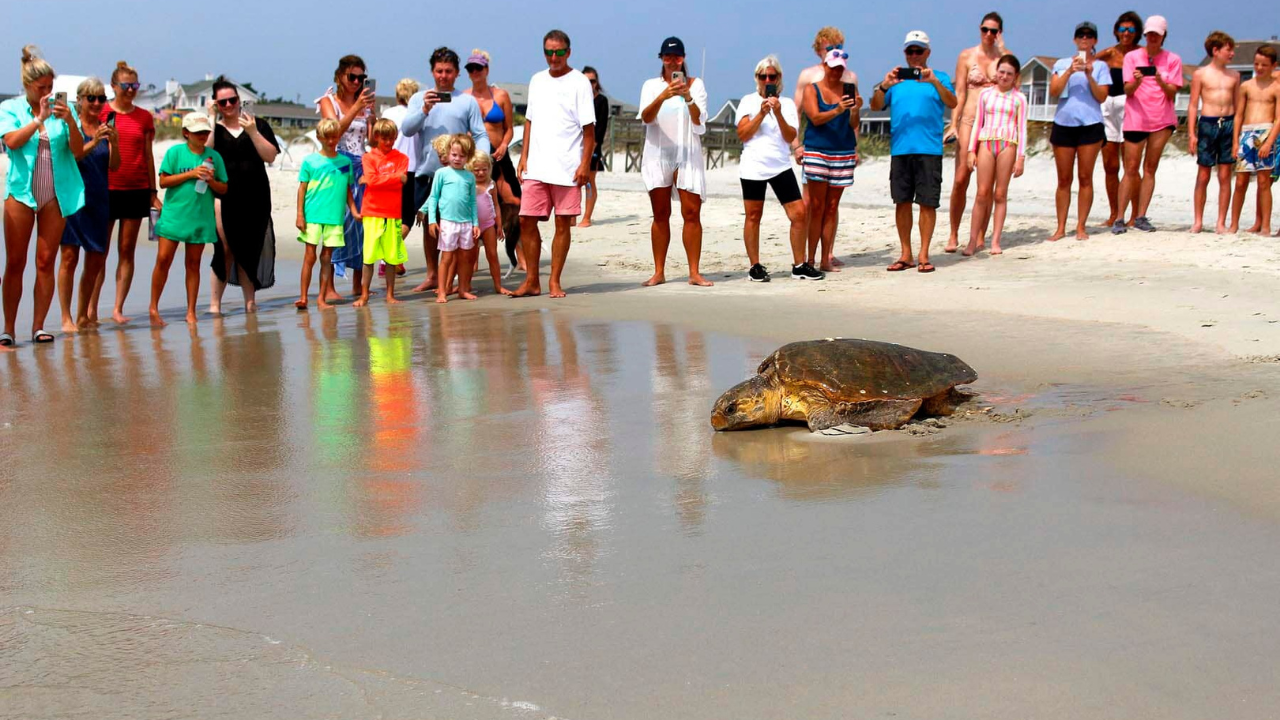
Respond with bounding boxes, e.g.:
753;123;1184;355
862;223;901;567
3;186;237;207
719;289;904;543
1197;37;1279;79
137;76;259;112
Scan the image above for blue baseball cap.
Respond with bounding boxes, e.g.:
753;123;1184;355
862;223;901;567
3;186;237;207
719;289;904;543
660;37;686;57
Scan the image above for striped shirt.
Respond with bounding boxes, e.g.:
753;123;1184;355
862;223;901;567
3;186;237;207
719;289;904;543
969;87;1028;159
100;106;155;190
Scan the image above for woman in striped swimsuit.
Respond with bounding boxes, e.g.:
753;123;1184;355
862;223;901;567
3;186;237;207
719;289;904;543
800;48;859;274
965;54;1027;257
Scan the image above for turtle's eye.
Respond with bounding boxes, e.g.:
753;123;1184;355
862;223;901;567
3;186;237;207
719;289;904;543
725;402;738;414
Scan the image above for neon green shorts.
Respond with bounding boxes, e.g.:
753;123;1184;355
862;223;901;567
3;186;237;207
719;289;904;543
362;216;408;266
299;223;344;248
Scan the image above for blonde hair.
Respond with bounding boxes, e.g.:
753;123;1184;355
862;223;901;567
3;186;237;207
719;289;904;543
753;55;784;94
812;27;844;56
111;59;137;85
316;118;341;139
432;132;475;162
395;78;419;105
76;76;105;100
370;117;398;143
468;150;492;173
20;45;54;88
470;49;491;64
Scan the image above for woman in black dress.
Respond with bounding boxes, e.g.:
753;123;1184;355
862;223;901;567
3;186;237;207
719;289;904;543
208;77;278;314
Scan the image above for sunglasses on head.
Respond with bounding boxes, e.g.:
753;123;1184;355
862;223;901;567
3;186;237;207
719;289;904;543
757;72;779;81
980;26;1000;35
347;73;368;83
544;48;568;57
905;47;926;56
118;82;140;91
829;50;849;60
216;97;239;106
1116;26;1137;34
82;95;108;103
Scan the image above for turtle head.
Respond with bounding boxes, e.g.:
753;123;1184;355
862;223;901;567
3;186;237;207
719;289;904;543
710;376;779;431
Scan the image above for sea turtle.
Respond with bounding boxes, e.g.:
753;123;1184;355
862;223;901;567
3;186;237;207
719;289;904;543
709;338;978;432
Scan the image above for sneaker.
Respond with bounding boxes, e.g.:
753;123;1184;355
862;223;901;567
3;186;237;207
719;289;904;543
1133;216;1157;232
791;262;825;281
377;261;387;277
748;264;771;282
1110;220;1127;235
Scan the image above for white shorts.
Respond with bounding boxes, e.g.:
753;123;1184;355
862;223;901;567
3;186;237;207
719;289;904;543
1102;95;1126;144
437;219;476;252
641;156;707;198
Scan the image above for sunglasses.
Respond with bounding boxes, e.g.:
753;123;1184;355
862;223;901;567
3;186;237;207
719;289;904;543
216;97;239;106
1075;32;1097;39
1116;27;1138;34
825;44;844;51
905;47;926;56
980;26;1000;35
543;48;568;57
347;73;368;83
589;79;600;86
828;50;849;60
757;73;779;81
118;82;140;91
82;95;108;103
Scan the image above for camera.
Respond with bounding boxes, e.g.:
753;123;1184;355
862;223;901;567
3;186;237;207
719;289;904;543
436;91;452;103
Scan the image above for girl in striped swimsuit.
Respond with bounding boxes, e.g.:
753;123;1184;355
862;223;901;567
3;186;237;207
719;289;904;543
965;54;1027;257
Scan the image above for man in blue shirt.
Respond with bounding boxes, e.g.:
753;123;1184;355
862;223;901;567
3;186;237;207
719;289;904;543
870;30;957;273
402;46;491;292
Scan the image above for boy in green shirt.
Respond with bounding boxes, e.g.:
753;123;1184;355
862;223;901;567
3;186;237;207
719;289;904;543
149;113;227;326
296;119;360;310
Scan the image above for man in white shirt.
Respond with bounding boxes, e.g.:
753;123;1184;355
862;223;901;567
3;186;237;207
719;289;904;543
513;29;596;298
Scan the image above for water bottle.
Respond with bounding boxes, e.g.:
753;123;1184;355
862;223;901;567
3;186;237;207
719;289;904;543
194;158;215;194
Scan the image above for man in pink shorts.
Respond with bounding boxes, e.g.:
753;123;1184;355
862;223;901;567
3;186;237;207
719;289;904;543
513;29;597;298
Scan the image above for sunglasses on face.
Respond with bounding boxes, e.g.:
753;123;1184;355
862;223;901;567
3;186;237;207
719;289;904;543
980;26;1000;35
1117;27;1137;34
589;79;600;86
82;95;108;103
347;73;367;83
118;82;140;91
757;73;779;81
825;44;844;51
1075;32;1097;39
544;48;568;57
905;47;926;56
216;97;239;107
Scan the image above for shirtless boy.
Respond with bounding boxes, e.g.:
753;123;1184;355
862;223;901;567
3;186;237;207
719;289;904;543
1188;32;1239;233
792;26;857;270
1230;45;1280;235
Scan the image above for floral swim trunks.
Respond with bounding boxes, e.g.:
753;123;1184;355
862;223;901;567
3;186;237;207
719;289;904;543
1237;123;1277;173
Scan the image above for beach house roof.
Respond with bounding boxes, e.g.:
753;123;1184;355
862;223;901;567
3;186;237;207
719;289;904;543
1198;38;1280;80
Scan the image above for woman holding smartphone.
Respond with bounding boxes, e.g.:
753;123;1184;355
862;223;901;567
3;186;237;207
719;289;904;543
0;46;85;347
208;77;279;314
101;59;158;325
1096;11;1143;226
800;47;859;276
1048;22;1111;242
637;36;711;287
317;54;375;296
58;77;119;333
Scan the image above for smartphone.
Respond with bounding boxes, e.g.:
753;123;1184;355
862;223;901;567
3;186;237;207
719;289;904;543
364;78;377;94
1077;50;1087;63
672;71;685;83
896;67;922;81
241;99;254;115
843;82;858;99
764;83;778;98
107;111;117;128
1139;66;1157;77
53;91;67;106
437;91;452;103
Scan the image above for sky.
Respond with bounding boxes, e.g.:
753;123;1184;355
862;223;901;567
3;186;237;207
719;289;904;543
4;0;1273;110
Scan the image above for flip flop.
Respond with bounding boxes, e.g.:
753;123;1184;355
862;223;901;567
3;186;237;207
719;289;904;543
0;333;13;347
32;329;54;344
886;261;916;272
917;262;936;273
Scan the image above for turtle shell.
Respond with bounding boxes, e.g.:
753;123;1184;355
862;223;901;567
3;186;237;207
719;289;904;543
759;338;977;402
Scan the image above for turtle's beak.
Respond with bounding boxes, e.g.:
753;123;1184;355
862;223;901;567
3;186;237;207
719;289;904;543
710;411;729;431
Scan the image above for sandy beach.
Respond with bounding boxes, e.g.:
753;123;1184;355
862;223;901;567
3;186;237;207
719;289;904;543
3;142;1280;719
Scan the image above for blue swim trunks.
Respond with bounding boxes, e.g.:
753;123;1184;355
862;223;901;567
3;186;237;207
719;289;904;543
1196;116;1235;167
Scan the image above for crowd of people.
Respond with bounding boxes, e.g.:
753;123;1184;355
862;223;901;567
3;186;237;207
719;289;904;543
2;18;1279;348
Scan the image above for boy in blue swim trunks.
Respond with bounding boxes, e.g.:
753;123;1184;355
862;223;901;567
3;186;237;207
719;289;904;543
1230;45;1280;235
1188;31;1239;233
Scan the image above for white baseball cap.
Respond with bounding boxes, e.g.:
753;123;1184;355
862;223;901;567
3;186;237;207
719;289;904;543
904;30;931;49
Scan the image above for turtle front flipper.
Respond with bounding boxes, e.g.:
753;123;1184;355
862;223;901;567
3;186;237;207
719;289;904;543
805;398;924;432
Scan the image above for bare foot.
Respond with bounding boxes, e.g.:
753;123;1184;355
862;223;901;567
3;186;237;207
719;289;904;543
208;304;221;316
411;278;437;293
435;293;448;304
497;286;513;296
61;319;78;333
1229;224;1240;234
459;291;478;300
688;274;714;287
112;311;131;324
149;310;166;327
294;299;308;310
318;299;334;310
1075;230;1089;241
1216;223;1229;234
386;295;402;304
1047;230;1066;242
85;313;99;327
510;283;541;297
818;263;842;273
76;315;92;329
352;295;369;308
1190;222;1203;233
549;285;567;299
578;219;593;228
829;256;846;267
1105;214;1118;226
246;301;258;313
1247;223;1262;234
990;245;1003;255
962;241;982;257
185;312;198;324
642;273;666;287
944;235;960;253
323;290;346;302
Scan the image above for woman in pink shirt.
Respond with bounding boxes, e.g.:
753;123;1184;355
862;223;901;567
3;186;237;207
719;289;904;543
1112;15;1182;234
964;54;1026;257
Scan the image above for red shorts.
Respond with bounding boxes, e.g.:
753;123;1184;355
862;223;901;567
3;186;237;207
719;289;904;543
518;179;581;219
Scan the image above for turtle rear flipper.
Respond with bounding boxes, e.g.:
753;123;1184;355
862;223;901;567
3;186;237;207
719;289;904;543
805;398;923;432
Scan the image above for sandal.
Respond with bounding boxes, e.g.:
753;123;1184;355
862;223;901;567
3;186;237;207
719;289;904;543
33;329;54;344
917;262;936;273
0;333;13;347
886;260;916;272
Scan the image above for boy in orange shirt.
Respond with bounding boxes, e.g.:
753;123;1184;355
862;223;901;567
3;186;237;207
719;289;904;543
355;119;410;306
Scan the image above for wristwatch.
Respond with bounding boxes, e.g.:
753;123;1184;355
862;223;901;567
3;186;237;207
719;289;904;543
872;83;884;94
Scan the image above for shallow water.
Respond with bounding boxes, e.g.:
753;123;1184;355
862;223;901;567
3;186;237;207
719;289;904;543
2;307;1279;719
